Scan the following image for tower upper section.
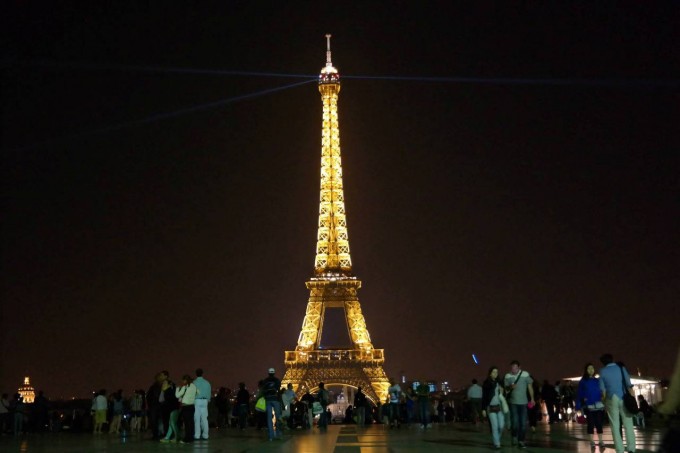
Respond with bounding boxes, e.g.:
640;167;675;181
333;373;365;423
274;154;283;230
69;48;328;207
314;34;352;276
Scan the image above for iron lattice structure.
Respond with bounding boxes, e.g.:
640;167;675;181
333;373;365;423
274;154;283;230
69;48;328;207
282;35;389;405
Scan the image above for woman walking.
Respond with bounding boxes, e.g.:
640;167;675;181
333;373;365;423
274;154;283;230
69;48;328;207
576;363;605;450
482;366;506;450
175;375;197;443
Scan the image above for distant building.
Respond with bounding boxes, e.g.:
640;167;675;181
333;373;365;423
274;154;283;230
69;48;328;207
18;376;35;403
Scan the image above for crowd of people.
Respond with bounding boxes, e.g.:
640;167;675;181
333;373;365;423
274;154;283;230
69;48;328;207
2;351;679;453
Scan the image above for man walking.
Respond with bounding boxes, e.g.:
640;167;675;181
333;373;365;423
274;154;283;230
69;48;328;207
259;368;282;441
504;360;535;449
193;368;211;440
415;380;431;428
467;379;483;425
387;378;402;429
599;353;636;453
354;387;367;428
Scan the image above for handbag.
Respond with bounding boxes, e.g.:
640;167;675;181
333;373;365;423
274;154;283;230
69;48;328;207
576;414;587;424
312;401;323;415
255;397;266;412
619;365;639;414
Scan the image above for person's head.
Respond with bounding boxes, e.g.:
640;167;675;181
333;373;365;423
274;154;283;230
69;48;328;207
488;366;499;380
99;389;106;396
357;386;362;393
319;382;325;389
268;367;275;376
583;363;596;379
159;370;169;382
389;377;395;384
600;353;614;366
472;378;478;385
196;368;204;377
510;360;520;374
287;383;293;390
238;382;245;390
1;393;7;399
182;374;193;384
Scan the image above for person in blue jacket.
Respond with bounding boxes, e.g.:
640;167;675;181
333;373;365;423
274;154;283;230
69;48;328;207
576;363;605;450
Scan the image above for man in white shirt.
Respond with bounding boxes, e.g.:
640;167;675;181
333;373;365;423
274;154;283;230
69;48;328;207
504;360;535;449
387;378;402;429
467;379;483;425
193;368;212;440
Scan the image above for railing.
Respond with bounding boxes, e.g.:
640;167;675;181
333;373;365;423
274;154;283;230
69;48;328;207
284;349;384;364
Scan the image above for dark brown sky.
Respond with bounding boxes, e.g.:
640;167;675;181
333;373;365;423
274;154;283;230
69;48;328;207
2;2;678;398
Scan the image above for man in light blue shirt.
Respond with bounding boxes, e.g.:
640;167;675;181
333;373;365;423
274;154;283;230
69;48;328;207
599;353;636;453
193;368;212;440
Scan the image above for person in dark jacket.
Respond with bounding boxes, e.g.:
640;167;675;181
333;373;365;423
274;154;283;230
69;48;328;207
147;373;163;440
481;366;505;450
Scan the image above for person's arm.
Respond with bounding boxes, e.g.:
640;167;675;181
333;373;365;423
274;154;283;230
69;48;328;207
658;347;680;415
527;378;535;403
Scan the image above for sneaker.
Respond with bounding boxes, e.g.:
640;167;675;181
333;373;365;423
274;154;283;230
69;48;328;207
519;441;527;449
590;440;596;448
159;438;170;443
599;441;606;449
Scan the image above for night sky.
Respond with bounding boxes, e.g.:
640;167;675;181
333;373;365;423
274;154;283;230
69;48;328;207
2;2;678;398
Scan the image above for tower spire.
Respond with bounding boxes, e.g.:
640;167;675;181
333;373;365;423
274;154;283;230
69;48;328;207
325;33;333;67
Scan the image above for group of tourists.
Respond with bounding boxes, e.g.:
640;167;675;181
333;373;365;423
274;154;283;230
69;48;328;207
476;355;639;452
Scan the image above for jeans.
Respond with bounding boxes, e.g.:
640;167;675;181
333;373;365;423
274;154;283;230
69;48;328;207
606;394;636;453
265;400;282;440
194;399;209;439
510;403;528;442
488;409;505;447
418;399;430;426
389;402;400;425
163;410;179;440
238;404;248;429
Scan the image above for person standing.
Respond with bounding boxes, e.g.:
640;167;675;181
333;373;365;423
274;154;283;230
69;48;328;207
576;363;606;450
415;380;431;428
176;374;197;443
541;380;559;424
599;353;636;453
129;390;144;433
301;390;315;429
159;372;177;439
467;379;483;426
147;374;163;440
317;382;330;432
482;366;505;450
0;393;10;434
354;387;367;428
236;383;250;431
281;383;296;429
259;368;282;440
504;360;535;449
193;368;211;440
10;393;25;436
92;389;107;434
387;378;402;429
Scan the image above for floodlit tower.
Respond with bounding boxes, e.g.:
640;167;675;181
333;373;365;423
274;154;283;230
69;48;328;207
282;35;389;404
18;376;35;403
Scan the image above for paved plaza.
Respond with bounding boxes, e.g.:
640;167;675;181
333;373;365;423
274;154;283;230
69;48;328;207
0;421;668;453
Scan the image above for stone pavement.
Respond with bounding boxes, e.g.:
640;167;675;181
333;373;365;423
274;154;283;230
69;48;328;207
0;421;667;452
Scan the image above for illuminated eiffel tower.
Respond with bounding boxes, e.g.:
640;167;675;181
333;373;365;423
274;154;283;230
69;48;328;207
281;35;390;404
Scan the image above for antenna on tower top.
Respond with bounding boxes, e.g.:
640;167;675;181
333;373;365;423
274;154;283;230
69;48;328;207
325;34;333;67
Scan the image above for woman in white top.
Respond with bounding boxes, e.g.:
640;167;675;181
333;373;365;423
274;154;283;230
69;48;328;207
175;375;197;443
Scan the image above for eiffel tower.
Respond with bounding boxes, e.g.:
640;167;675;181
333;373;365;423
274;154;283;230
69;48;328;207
281;35;390;404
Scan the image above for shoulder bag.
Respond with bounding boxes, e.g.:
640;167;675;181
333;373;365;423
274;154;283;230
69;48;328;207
619;366;639;414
